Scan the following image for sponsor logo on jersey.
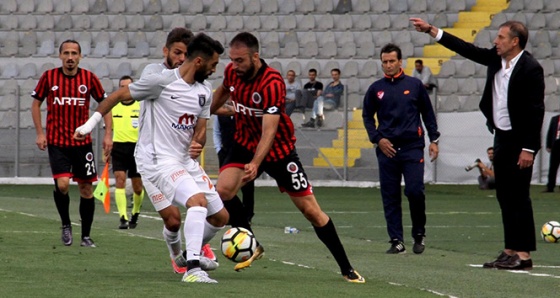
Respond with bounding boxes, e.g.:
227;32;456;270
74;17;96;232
232;101;263;117
170;169;187;182
198;94;206;107
151;193;165;204
266;106;279;114
51;86;59;91
229;86;235;92
172;113;196;130
53;96;86;106
251;92;262;104
171;95;179;99
85;152;94;162
404;90;410;95
286;162;299;173
78;85;88;94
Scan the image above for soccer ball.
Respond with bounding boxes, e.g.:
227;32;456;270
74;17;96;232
221;227;257;263
541;221;560;243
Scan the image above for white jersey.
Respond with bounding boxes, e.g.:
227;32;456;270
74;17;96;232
129;67;213;165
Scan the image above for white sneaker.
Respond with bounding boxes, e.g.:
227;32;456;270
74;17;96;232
182;268;218;283
199;256;219;271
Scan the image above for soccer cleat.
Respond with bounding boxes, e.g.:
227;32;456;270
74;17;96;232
80;237;96;247
171;256;187;274
201;243;217;261
61;224;73;246
119;216;129;229
129;213;139;229
413;235;425;254
386;239;406;254
199;256;219;271
343;269;365;283
301;118;315;128
234;244;265;271
316;115;324;128
182;268;218;284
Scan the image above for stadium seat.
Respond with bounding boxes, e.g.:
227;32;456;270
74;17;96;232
1;63;18;79
474;29;492;47
338;43;356;59
261;15;279;31
544;0;560;12
437;94;460;112
372;15;391;31
126;0;144;14
389;1;407;13
108;0;125;13
548;12;560;29
456;60;476;77
438;77;459;95
400;42;414;58
0;79;18;95
358;60;378;78
209;0;226;14
109;41;128;57
245;15;261;31
38;14;55;30
55;14;73;30
227;15;244;31
75;15;91;30
262;42;280;58
298;14;315;31
163;0;180;13
342;61;359;77
345;77;360;95
245;0;261;14
372;31;392;48
354;14;372;31
109;14;127;30
19;32;37;57
131;41;150;57
129;14;146;31
18;63;37;79
528;13;546;30
316;0;334;13
318;41;337;58
534;43;552;59
0;40;18;57
261;0;279;13
353;0;371;13
146;0;162;14
541;59;554;76
437;60;456;78
286;60;302;76
54;0;71;13
17;0;34;14
227;0;244;14
489;12;507;29
209;15;227;31
0;111;16;129
1;0;17;13
317;14;334;31
428;0;446;12
545;76;558;94
279;0;296;14
280;42;299;58
300;31;317;44
20;15;37;30
269;61;283;74
100;78;114;93
279;15;297;30
525;0;544;12
510;12;527;24
296;0;314;13
92;14;109;30
303;60;318;75
37;39;55;57
2;15;18;30
0;94;17;111
459;94;480;112
180;0;202;13
431;13;449;28
394;31;412;45
263;31;280;45
148;15;164;31
91;0;108;13
114;62;132;78
190;15;207;31
347;93;363;109
334;14;353;31
457;77;479;95
355;41;375;59
446;0;466;12
91;41;110;57
72;0;89;13
392;14;411;30
318;31;335;47
411;29;431;46
322;61;340;76
410;0;427;13
545;94;560;111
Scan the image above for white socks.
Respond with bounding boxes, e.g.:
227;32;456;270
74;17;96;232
162;226;182;258
184;206;207;261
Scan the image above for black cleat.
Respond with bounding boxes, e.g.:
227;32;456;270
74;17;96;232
119;216;129;229
129;213;139;229
61;224;73;246
413;235;425;254
386;239;406;254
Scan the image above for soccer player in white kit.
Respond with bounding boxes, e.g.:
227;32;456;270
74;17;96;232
74;33;228;284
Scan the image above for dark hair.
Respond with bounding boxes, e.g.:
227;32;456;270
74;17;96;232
415;59;423;65
187;33;225;60
229;32;259;54
308;68;317;74
166;27;194;49
59;39;81;54
380;43;402;60
119;75;133;83
487;147;494;151
287;69;296;75
331;68;341;74
499;20;528;49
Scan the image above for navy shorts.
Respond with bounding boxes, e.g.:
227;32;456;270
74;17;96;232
222;142;313;196
48;144;97;183
111;142;140;178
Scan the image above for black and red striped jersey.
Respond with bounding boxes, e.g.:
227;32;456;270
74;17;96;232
32;67;106;147
223;60;295;161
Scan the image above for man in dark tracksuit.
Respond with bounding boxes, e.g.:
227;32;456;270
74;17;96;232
544;114;560;192
362;44;440;255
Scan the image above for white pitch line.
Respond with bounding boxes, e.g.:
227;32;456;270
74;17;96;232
468;264;560;278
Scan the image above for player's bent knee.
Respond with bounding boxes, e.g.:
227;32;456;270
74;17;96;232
208;208;229;227
185;193;208;208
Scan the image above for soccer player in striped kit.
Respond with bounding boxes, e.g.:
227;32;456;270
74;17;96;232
31;40;113;247
210;32;364;283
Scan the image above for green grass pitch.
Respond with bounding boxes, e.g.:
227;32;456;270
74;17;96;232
1;184;559;297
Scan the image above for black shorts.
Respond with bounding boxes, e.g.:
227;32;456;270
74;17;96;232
48;144;97;183
111;142;140;178
222;142;313;196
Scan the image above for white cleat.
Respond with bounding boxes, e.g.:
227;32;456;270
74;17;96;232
182;268;218;283
199;256;219;271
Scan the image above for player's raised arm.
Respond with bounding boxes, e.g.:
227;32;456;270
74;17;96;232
210;84;231;114
74;86;133;140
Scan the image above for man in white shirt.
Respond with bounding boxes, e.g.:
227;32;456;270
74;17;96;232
412;59;437;91
74;33;228;284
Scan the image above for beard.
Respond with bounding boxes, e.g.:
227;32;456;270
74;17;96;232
166;57;180;69
194;69;210;83
237;61;256;81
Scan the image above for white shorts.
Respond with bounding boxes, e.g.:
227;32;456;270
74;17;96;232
138;158;223;216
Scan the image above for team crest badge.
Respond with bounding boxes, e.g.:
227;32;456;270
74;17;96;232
286;162;299;173
198;94;206;107
78;85;88;94
252;92;262;104
85;152;94;162
377;91;384;100
229;86;235;92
